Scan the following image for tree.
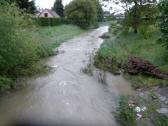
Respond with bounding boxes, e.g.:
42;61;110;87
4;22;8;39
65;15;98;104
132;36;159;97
92;0;104;22
102;0;157;33
5;0;36;14
65;0;97;29
53;0;64;17
96;0;104;22
158;0;168;48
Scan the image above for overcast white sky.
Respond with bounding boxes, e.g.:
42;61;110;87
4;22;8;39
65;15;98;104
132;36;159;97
35;0;72;9
35;0;124;13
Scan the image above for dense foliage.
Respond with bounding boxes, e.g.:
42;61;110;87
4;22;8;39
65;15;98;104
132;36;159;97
102;0;157;33
5;0;36;14
65;0;97;28
158;0;168;49
0;3;52;91
95;0;104;22
52;0;64;17
124;4;157;33
34;18;69;26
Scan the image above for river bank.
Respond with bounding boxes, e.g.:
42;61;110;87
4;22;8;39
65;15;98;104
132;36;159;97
0;24;84;93
94;22;168;126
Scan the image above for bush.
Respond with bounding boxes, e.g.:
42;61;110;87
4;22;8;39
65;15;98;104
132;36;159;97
0;76;12;92
138;25;156;39
158;0;168;48
0;3;52;90
65;0;97;29
34;18;70;26
109;21;122;35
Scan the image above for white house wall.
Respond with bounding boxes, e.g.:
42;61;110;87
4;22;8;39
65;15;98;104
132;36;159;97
38;10;59;18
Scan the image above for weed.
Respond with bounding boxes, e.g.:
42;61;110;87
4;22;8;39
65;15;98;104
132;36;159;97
116;96;137;126
154;114;168;126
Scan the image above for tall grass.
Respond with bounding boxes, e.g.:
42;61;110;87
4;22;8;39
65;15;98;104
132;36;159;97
0;3;52;91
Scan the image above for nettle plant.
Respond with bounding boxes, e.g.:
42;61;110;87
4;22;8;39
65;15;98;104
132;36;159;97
158;0;168;48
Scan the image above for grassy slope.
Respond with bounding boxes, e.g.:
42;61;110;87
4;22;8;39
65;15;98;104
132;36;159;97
95;29;168;88
0;25;84;91
35;25;84;48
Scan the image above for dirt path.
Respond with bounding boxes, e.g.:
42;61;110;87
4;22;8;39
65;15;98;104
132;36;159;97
0;26;133;126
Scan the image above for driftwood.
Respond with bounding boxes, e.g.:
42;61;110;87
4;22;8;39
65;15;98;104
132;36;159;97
99;33;110;39
125;56;168;79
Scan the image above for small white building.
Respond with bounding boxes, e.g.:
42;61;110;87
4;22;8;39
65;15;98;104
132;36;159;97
36;9;60;18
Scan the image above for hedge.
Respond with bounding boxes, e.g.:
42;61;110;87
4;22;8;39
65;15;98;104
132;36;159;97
34;18;70;26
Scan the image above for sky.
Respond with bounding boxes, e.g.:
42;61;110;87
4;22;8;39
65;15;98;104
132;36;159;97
35;0;72;9
35;0;124;13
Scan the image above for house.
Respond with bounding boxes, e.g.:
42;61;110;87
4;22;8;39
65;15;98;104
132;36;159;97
36;9;60;18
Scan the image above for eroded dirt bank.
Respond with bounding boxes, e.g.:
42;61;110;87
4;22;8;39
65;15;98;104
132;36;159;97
0;26;133;126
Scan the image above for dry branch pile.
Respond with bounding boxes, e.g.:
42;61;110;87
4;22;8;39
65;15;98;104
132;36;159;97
126;56;168;79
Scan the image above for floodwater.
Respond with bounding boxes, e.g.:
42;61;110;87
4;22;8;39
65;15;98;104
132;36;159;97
0;26;133;126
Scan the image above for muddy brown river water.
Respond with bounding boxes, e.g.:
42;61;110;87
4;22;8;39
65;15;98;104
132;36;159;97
0;26;133;126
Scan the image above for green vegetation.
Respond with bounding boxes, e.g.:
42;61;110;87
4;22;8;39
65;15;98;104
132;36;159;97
65;0;97;29
154;114;168;126
5;0;36;14
0;2;84;92
158;0;168;49
0;3;53;91
94;0;104;22
116;94;168;126
95;1;168;126
95;23;168;88
124;74;167;89
103;0;157;33
34;18;69;26
116;96;136;126
35;25;84;48
52;0;64;17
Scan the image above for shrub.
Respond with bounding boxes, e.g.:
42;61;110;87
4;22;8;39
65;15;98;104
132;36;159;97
0;76;12;91
138;25;156;39
0;3;52;90
34;18;70;26
65;0;97;29
158;0;168;48
109;21;122;35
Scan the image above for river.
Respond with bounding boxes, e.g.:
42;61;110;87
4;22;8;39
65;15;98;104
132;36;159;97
0;26;133;126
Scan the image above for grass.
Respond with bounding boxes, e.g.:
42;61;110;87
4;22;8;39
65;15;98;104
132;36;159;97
94;25;168;88
116;94;167;126
0;23;84;91
2;25;84;92
154;114;168;126
35;25;84;48
116;96;137;126
97;22;168;126
124;74;168;89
